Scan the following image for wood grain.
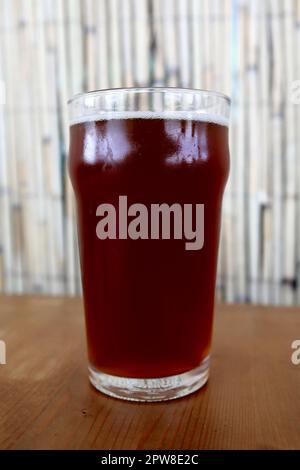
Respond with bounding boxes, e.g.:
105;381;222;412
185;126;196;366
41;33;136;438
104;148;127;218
0;295;300;449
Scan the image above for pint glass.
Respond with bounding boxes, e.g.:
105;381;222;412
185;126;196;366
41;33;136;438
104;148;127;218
68;88;230;401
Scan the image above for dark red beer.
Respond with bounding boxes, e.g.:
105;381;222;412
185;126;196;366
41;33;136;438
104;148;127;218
69;116;229;380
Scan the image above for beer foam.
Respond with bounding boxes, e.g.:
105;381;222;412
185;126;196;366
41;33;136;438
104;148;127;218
70;111;229;127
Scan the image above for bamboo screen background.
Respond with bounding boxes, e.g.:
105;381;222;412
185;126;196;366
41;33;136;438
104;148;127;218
0;0;299;305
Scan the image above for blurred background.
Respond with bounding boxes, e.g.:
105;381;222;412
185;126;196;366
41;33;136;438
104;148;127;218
0;0;299;305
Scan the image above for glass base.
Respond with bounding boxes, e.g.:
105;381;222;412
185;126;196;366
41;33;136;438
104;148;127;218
89;356;209;402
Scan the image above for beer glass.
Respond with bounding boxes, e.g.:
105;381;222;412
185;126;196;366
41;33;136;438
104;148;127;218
68;88;230;401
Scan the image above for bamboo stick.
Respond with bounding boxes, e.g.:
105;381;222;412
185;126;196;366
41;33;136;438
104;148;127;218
233;0;248;302
162;0;178;86
0;1;13;293
64;0;85;295
191;0;202;89
133;0;150;86
295;0;300;305
282;0;297;305
119;0;134;87
3;0;24;293
176;0;191;87
269;0;284;304
152;0;165;85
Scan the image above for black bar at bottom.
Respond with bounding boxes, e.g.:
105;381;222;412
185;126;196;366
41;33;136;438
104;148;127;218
0;450;300;466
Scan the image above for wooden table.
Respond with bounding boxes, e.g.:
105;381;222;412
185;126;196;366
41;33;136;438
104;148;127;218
0;295;300;450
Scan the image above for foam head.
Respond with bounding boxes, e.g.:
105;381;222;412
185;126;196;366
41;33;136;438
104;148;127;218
70;110;229;127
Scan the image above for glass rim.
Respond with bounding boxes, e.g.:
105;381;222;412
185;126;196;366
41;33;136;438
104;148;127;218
68;86;231;106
